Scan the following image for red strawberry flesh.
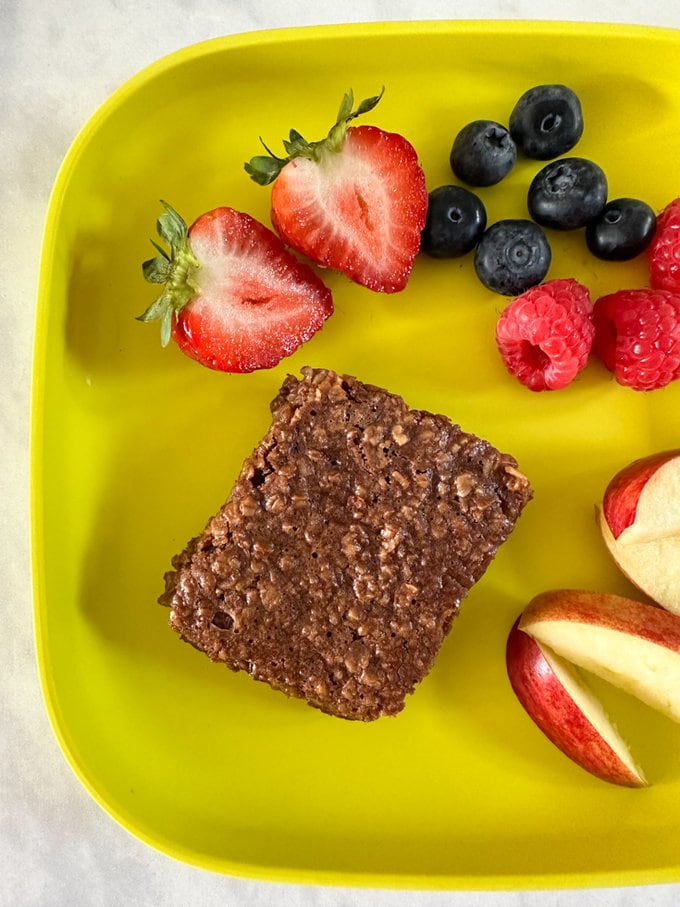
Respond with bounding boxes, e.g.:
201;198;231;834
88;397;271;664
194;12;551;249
270;125;427;293
174;208;333;372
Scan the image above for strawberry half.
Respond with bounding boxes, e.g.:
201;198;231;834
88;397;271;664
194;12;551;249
245;90;428;294
137;202;333;372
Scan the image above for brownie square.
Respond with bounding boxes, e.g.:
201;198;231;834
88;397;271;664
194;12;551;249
160;367;532;720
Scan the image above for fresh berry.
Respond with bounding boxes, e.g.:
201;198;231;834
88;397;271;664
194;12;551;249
592;289;680;391
648;197;680;293
495;279;595;391
585;198;656;261
474;219;551;295
528;157;607;230
420;185;487;258
245;90;428;293
509;84;584;160
137;202;333;373
449;120;517;186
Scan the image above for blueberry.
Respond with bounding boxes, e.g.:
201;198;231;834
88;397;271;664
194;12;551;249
450;120;517;186
585;198;657;260
420;185;487;258
528;157;607;230
474;219;551;295
509;84;584;160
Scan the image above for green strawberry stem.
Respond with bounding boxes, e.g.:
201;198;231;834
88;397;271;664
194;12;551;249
137;201;200;346
244;88;384;186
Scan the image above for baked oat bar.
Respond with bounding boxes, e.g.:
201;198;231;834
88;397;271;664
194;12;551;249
160;367;532;720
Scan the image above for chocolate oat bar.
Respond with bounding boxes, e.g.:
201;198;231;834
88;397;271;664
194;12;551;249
161;367;532;720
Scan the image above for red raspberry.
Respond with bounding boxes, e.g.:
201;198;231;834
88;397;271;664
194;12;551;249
592;288;680;391
648;197;680;293
495;279;595;391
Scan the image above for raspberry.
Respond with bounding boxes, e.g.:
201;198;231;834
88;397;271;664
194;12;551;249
495;278;595;391
648;197;680;293
592;289;680;391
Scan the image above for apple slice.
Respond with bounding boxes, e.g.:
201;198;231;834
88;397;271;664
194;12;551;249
598;509;680;615
506;619;646;787
602;449;680;544
519;589;680;723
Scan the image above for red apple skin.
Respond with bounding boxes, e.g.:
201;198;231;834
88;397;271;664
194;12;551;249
506;619;646;788
518;589;680;650
602;449;680;540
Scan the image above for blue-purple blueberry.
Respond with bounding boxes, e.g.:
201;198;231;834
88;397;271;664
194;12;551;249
509;84;584;160
528;158;607;230
421;185;487;258
450;120;517;187
585;198;657;260
474;219;552;295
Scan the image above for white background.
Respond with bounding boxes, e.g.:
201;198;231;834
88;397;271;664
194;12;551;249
3;1;680;905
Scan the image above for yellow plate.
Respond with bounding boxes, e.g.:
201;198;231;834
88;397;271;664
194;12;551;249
31;20;680;889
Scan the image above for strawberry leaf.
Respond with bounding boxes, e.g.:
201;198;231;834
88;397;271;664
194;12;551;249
354;90;384;119
157;201;187;249
136;292;176;348
160;306;174;348
245;88;385;183
336;90;355;123
136;291;170;323
142;254;171;284
326;87;385;151
283;129;310;158
150;239;170;260
137;202;199;346
245;155;286;185
245;137;288;185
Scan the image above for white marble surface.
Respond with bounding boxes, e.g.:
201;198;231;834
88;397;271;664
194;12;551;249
4;1;680;904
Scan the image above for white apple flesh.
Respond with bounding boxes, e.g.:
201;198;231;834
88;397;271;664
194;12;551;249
506;619;646;787
519;589;680;724
598;449;680;615
598;509;680;615
602;449;680;545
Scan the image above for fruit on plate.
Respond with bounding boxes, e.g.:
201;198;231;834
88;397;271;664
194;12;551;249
597;450;680;615
597;513;680;616
494;278;594;391
506;619;646;787
528;157;608;230
137;202;333;372
474;219;551;295
420;185;487;259
245;89;428;293
585;198;657;261
600;449;680;544
509;84;584;160
592;288;680;391
518;589;680;723
449;119;517;187
648;197;680;293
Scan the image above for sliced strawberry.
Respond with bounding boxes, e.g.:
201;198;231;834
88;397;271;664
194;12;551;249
245;90;428;294
137;203;333;373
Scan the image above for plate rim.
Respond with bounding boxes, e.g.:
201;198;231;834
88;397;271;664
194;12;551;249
30;17;680;890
